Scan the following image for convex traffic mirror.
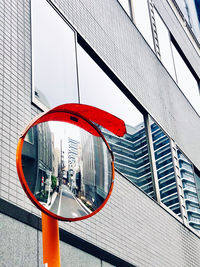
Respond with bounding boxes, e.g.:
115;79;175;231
16;104;126;221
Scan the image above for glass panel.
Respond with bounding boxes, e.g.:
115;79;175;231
195;171;200;204
132;0;154;49
194;0;200;28
150;118;181;215
175;0;190;22
184;0;200;41
24;128;34;144
154;10;176;80
31;0;79;109
118;0;131;17
171;43;200;115
22;121;113;218
77;44;155;199
173;0;200;41
177;150;200;231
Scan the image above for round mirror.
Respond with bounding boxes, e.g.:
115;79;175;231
17;118;114;221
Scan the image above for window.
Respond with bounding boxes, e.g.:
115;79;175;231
171;43;200;115
31;0;79;110
150;118;181;216
77;44;156;199
154;9;176;80
24;128;34;144
118;0;154;49
176;0;200;41
175;0;190;22
154;9;200;116
177;150;200;231
118;0;132;17
132;0;154;49
194;169;200;206
194;0;200;26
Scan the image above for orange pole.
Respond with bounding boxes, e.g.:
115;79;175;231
42;212;61;267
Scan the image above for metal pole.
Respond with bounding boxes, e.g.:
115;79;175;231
42;212;61;267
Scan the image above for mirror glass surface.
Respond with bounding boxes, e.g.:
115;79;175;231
21;121;112;219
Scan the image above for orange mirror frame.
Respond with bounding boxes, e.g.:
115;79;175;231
16;104;126;221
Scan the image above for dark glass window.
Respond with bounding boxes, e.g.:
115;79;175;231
150;118;181;216
178;150;200;231
31;0;79;110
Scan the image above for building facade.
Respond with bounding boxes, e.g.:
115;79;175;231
1;0;200;266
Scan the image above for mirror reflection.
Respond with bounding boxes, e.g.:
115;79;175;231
22;121;112;219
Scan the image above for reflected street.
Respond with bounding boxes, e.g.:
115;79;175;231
49;184;89;218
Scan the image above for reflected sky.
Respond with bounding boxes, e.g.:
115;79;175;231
77;44;144;127
171;43;200;116
49;121;81;149
31;0;78;108
133;0;154;49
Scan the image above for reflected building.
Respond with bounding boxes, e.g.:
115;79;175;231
152;123;200;230
101;122;200;231
68;137;80;187
37;123;53;179
68;138;80;168
52;148;60;178
150;122;181;215
22;123;53;202
68;142;82;194
57;140;65;182
101;124;154;198
81;131;111;210
178;151;200;231
22;127;39;194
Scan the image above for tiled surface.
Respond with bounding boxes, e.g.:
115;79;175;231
1;214;115;267
1;174;200;267
0;0;200;266
0;213;38;267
